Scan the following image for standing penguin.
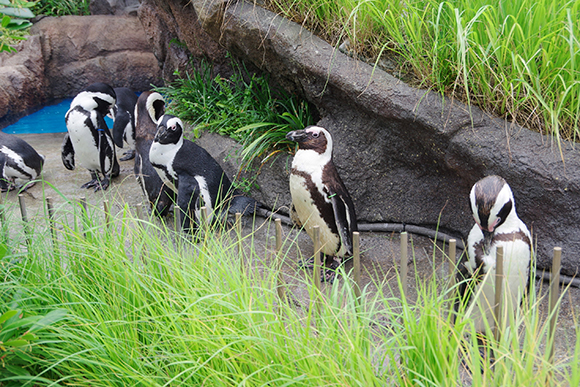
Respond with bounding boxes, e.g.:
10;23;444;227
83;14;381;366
455;175;532;335
149;114;258;231
110;87;138;161
0;132;45;192
61;83;120;191
286;126;358;282
133;91;175;216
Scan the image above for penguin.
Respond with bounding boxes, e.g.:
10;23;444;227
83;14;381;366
61;82;120;191
149;114;258;231
455;175;532;335
109;87;138;161
286;125;358;283
0;132;45;192
133;91;175;217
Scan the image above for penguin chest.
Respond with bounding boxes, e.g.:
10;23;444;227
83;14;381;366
465;226;531;333
149;141;179;192
289;172;340;256
66;110;101;171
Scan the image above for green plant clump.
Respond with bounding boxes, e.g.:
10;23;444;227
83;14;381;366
32;0;90;16
0;0;34;52
0;193;578;386
156;60;314;167
262;0;580;148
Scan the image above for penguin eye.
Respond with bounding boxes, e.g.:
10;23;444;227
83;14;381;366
311;132;319;138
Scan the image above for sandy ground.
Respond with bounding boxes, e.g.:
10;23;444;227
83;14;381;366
2;132;579;370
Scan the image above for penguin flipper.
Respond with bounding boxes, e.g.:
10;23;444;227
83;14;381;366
177;176;201;232
61;133;75;171
112;113;129;148
96;129;116;191
330;193;357;255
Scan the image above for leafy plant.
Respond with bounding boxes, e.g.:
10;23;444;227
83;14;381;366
0;0;34;52
155;59;314;167
32;0;90;16
0;308;67;382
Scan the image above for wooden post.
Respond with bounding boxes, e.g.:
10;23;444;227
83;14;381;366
353;231;361;301
200;206;208;232
135;203;143;220
400;232;408;299
494;246;504;343
236;212;243;271
548;247;562;368
79;197;88;237
275;218;286;302
448;239;456;287
313;225;322;292
174;205;181;233
0;193;7;241
103;200;110;230
18;194;30;247
46;197;57;245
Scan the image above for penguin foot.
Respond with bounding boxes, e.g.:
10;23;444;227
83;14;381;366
321;257;342;283
120;150;135;161
297;256;315;269
80;178;100;189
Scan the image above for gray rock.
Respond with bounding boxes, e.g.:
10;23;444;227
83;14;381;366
169;0;579;276
30;15;162;99
90;0;140;16
0;36;49;125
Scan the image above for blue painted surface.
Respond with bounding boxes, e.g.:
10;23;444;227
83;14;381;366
2;99;114;134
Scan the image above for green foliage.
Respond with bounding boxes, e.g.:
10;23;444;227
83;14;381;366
262;0;580;147
32;0;90;16
0;195;577;385
0;307;67;383
155;60;314;167
0;0;34;52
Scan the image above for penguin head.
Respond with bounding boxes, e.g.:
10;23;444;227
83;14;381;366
286;126;333;158
135;92;165;140
470;175;515;234
82;83;116;116
154;115;184;145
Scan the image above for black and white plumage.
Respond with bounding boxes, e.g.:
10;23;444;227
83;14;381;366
109;87;138;161
133;91;175;216
149;114;258;231
456;175;532;334
286;126;358;282
0;132;45;192
61;82;120;191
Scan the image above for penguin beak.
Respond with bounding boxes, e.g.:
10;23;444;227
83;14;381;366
482;229;493;255
154;125;166;142
286;130;308;142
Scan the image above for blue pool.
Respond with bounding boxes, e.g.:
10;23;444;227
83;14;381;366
2;99;113;134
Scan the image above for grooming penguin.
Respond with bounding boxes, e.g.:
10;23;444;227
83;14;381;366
133;91;175;216
109;87;138;161
286;126;358;282
455;175;532;335
0;132;45;192
61;83;120;191
149;114;258;231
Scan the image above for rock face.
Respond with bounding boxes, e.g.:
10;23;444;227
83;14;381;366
89;0;140;16
0;36;49;126
139;0;580;277
30;15;161;100
0;14;161;126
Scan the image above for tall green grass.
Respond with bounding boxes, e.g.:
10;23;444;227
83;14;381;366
0;196;578;385
263;0;580;148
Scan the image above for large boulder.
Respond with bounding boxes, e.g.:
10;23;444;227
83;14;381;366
146;0;580;277
0;35;49;125
89;0;140;16
30;15;162;99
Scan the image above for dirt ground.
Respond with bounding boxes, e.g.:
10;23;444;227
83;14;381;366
2;132;579;366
